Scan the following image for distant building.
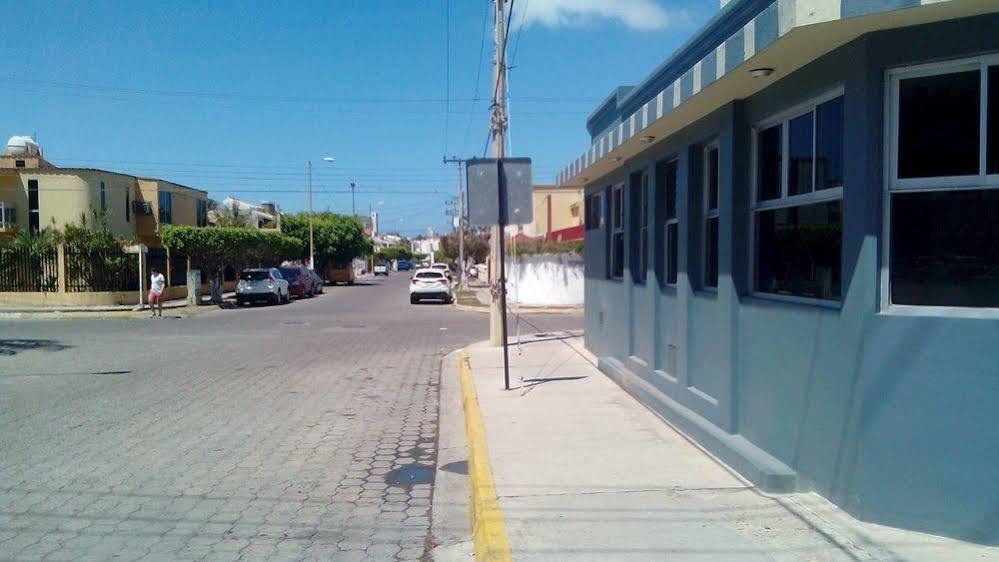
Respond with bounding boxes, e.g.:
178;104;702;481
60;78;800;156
0;137;208;248
211;198;281;230
410;234;440;257
504;184;584;242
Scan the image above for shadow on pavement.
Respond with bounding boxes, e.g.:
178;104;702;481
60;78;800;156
0;339;73;356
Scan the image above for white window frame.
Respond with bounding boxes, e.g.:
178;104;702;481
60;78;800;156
749;86;845;308
882;54;999;318
610;183;625;279
0;202;15;229
662;158;680;287
702;141;720;291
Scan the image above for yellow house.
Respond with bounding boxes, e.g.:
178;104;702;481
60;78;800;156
506;184;584;241
0;154;207;247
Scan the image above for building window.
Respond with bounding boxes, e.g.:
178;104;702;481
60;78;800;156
196;199;208;227
753;90;845;302
158;191;172;224
15;160;25;168
657;158;679;285
27;179;40;234
100;181;107;212
610;184;624;278
703;143;719;289
631;170;649;283
585;193;601;230
887;56;999;309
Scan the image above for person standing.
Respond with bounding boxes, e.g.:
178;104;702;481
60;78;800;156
149;266;166;317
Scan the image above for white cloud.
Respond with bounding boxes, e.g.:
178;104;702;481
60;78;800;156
518;0;675;31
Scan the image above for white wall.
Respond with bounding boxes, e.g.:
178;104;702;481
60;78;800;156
505;253;583;307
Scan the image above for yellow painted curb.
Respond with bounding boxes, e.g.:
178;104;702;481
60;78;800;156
458;352;513;562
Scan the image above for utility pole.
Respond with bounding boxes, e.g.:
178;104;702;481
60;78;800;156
443;156;467;288
307;161;315;269
350;181;357;216
489;0;509;350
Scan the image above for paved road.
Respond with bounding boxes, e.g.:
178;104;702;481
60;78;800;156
0;274;581;561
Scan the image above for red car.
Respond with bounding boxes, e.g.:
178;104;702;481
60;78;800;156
279;266;315;298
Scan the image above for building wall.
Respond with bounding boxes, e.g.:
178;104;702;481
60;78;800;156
10;170;136;239
583;16;999;543
136;179;207;248
532;187;583;238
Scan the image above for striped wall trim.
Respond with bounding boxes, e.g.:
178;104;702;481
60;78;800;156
557;0;958;186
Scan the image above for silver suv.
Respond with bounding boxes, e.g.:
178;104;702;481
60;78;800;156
236;268;290;306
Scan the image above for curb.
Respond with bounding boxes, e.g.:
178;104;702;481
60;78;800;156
454;302;584;315
458;352;513;562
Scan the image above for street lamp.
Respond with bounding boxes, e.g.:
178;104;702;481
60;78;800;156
307;156;336;270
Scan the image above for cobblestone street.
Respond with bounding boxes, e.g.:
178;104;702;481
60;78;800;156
0;275;580;561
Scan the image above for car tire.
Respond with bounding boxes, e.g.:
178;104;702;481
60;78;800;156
282;291;290;304
410;295;419;305
270;294;279;305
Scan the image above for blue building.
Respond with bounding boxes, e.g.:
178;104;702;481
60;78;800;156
558;0;998;543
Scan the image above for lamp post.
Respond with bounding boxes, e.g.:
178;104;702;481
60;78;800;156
307;156;336;270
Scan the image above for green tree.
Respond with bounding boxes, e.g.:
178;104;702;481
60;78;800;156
439;232;489;264
281;212;370;271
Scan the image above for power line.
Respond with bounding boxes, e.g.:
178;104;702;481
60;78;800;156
1;76;600;104
443;0;451;156
462;0;491;151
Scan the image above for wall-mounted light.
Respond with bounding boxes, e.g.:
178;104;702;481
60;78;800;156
750;67;774;78
640;136;655;144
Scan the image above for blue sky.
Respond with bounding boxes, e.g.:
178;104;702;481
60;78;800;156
0;0;713;236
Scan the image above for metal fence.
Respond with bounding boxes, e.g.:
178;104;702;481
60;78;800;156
65;249;139;292
0;248;59;292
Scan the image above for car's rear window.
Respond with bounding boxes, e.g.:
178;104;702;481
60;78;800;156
279;268;299;278
415;271;444;279
242;270;270;281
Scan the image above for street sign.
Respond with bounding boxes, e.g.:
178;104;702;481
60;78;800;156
466;158;533;227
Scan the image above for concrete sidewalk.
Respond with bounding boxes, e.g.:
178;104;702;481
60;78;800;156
0;292;236;317
436;332;994;561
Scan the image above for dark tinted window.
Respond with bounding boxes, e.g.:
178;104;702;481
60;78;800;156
612;232;624;278
242;270;270;281
279;268;300;278
658;159;678;219
612;187;623;229
158;191;172;224
585;194;601;230
788;113;814;196
27;179;39;234
755;201;842;301
706;147;719;210
816;96;845;189
415;271;444;279
988;66;999;175
890;189;999;307
705;217;719;288
666;223;678;285
757;124;782;201
898;71;980;178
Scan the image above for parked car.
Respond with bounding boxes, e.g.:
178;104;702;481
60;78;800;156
307;269;324;294
374;261;389;276
279;266;315;298
410;268;453;304
397;259;413;271
430;262;453;280
236;268;290;306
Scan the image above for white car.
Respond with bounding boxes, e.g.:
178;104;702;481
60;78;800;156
236;268;290;306
410;268;452;304
374;262;389;276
